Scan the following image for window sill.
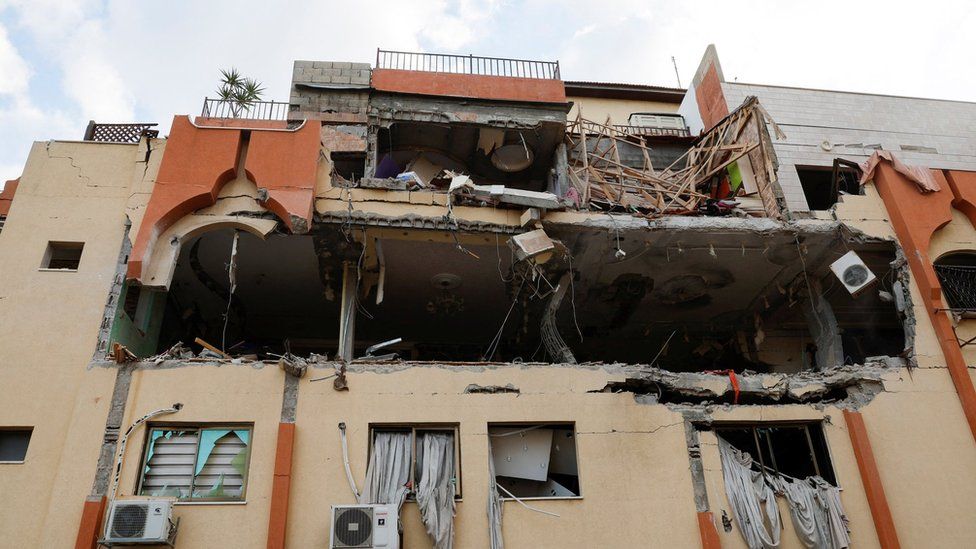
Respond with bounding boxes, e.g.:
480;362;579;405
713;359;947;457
0;460;26;464
38;268;78;272
500;496;582;502
174;500;247;506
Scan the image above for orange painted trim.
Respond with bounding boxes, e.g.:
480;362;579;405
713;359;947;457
128;117;321;282
74;495;107;549
697;511;722;549
871;164;976;442
695;64;729;130
267;422;296;549
0;178;18;216
843;410;901;549
371;68;566;103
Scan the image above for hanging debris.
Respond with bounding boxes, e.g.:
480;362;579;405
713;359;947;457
565;96;784;216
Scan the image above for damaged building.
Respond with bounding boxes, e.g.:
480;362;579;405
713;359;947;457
2;45;976;548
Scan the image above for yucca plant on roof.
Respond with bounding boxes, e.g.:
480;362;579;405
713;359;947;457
216;68;265;118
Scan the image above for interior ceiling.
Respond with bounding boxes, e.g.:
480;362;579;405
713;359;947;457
171;230;338;345
383;121;562;189
357;238;512;345
546;226;897;335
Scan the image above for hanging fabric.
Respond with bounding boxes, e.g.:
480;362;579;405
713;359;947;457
769;475;851;549
718;436;852;549
487;437;505;549
718;438;782;549
360;431;411;512
416;432;457;549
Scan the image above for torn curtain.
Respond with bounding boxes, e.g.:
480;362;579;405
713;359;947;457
718;437;851;549
416;432;457;549
360;431;411;511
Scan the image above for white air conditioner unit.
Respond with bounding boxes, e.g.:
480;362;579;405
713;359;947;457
330;504;399;549
830;250;878;297
103;498;176;545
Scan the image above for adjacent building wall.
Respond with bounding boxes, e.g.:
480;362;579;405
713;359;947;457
721;83;976;212
567;96;680;125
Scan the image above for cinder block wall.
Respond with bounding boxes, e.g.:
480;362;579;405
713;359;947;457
722;83;976;212
291;60;371;116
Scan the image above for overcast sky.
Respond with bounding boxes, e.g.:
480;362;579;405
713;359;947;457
1;0;974;185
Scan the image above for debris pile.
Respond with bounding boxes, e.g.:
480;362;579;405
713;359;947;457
565;96;784;216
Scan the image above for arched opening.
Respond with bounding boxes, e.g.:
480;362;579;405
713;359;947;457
935;251;976;312
154;229;341;357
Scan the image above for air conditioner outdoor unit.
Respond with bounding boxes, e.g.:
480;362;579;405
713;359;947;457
102;498;177;545
330;504;399;549
830;250;878;297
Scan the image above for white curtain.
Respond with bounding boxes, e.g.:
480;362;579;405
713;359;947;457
718;438;782;549
360;431;411;512
416;432;457;549
487;437;504;549
769;475;850;549
719;437;851;549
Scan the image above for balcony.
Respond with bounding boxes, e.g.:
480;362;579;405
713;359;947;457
371;49;566;104
197;98;303;129
611;124;692;138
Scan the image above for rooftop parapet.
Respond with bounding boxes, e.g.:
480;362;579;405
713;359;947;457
371;49;566;104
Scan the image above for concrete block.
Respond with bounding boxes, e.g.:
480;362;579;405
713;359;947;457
332;75;352;84
313;61;334;69
333;61;351;69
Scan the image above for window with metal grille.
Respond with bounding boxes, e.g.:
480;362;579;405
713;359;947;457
934;252;976;311
713;423;836;484
369;424;461;499
137;425;252;501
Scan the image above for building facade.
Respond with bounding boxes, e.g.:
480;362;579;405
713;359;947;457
1;47;976;548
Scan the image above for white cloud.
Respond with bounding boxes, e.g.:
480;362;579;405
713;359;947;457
0;16;77;182
0;24;29;96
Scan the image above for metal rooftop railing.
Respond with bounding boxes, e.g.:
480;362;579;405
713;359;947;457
201;98;294;121
376;49;561;80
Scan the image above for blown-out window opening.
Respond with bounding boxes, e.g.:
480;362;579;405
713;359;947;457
136;424;253;502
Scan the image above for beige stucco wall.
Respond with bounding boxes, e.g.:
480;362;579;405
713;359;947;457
0;140;149;547
567;96;680;125
113;364;286;548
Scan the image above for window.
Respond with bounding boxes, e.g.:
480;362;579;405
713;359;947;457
41;241;84;270
368;425;460;500
935;252;976;312
797;159;862;211
137;425;252;501
713;423;835;484
0;428;32;462
488;423;580;499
